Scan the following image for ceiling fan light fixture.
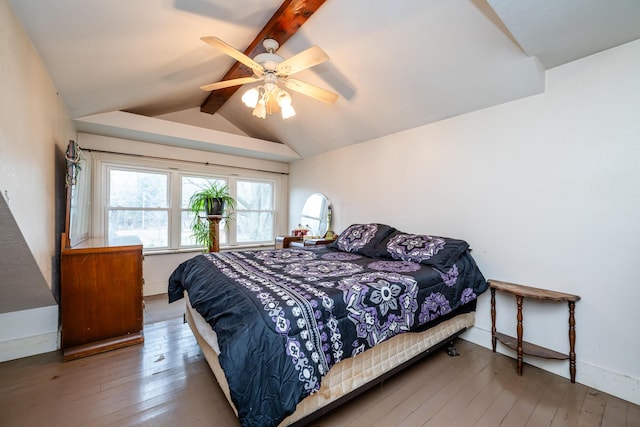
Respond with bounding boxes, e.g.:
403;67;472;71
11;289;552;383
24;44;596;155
281;103;296;119
241;88;259;108
243;83;295;120
276;90;292;106
277;90;296;119
200;36;339;116
252;99;266;119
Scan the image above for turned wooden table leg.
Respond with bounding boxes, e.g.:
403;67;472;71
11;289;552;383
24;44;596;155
491;288;497;352
516;295;524;376
568;301;577;383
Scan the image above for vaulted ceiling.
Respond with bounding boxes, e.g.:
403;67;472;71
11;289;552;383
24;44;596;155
9;0;640;162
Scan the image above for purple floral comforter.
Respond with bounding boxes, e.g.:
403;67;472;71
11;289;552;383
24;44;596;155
169;238;487;427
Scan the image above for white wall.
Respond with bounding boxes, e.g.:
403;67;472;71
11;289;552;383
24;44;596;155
0;0;77;359
0;0;77;290
289;40;640;404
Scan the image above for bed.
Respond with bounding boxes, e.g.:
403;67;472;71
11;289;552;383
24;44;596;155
168;223;488;427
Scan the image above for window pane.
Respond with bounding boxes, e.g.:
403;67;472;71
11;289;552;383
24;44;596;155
181;211;196;246
237;211;273;242
109;170;168;208
237;181;273;210
219;219;228;245
181;176;226;208
108;210;168;248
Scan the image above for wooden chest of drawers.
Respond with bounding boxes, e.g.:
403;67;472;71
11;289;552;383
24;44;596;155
61;236;143;361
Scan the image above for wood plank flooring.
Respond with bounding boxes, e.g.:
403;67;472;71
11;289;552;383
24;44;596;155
1;308;638;426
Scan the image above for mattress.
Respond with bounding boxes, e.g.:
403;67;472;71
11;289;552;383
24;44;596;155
185;294;475;426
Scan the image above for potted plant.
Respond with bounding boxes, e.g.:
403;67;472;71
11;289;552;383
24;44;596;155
188;182;236;251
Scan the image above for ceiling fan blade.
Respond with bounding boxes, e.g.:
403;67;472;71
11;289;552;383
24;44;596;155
199;76;261;92
201;36;264;74
284;78;339;104
276;46;329;76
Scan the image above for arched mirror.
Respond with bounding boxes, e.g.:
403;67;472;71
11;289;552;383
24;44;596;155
300;193;333;238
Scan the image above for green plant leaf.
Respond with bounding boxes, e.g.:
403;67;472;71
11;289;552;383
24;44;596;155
187;181;236;250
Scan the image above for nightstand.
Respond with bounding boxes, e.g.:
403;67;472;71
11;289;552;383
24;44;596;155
489;279;580;382
289;238;337;248
275;236;303;249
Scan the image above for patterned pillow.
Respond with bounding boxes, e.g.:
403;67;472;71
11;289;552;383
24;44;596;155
331;223;396;255
384;231;469;270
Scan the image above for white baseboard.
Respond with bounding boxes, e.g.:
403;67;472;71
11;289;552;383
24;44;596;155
462;325;640;406
0;331;59;362
0;305;60;362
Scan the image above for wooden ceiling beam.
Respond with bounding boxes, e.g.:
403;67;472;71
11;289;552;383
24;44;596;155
200;0;327;115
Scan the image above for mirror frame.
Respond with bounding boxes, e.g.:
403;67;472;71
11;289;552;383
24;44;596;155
63;140;91;248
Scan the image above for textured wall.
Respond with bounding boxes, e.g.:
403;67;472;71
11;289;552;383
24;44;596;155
1;0;76;310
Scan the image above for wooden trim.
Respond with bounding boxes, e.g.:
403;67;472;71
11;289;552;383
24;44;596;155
488;280;580;302
63;333;144;362
494;332;568;360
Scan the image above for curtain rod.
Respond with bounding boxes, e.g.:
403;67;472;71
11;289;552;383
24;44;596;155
82;148;289;176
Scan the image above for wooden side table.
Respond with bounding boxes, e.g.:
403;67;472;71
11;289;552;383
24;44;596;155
299;237;337;247
275;236;303;249
489;279;581;382
276;236;337;249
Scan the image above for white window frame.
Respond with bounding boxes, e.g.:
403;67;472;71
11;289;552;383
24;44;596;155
91;152;286;253
105;164;172;249
235;177;277;245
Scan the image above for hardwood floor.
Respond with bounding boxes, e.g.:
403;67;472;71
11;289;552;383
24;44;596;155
1;305;638;426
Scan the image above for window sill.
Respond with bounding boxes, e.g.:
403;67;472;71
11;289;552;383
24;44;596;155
143;243;275;256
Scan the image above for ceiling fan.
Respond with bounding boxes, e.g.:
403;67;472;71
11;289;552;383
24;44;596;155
199;36;339;119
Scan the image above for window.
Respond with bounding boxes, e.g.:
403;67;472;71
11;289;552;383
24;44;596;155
107;168;169;248
236;179;275;243
180;175;228;246
98;155;281;252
